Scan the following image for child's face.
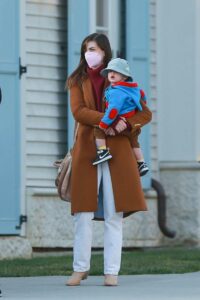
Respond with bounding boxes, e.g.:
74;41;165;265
108;71;127;84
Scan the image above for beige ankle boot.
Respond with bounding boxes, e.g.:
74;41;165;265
66;271;89;286
104;274;118;286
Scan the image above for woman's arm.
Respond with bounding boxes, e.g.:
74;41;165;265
70;84;104;126
109;100;152;135
104;101;152;136
126;101;152;133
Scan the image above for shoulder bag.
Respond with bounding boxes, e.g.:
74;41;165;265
53;122;79;202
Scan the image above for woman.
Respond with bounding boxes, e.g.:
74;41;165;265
66;33;152;286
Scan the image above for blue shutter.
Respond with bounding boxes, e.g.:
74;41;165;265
126;0;151;189
0;0;20;234
67;0;90;147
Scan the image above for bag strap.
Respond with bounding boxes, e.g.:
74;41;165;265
72;121;79;146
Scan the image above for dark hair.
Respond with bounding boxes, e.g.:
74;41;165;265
66;33;112;88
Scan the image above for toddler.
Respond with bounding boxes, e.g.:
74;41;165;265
93;58;149;176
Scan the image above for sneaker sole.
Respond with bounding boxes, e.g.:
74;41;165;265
92;155;112;166
140;169;149;176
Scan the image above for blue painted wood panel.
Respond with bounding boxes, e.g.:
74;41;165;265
0;0;20;234
126;0;151;189
67;0;90;147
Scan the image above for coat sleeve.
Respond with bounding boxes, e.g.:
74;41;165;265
126;100;152;134
70;84;104;126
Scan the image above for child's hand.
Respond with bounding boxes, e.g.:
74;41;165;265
115;117;127;133
105;127;116;136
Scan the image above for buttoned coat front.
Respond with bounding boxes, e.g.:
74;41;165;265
69;77;152;218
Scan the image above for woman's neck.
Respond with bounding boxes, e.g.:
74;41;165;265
87;64;104;73
89;63;103;70
86;64;105;112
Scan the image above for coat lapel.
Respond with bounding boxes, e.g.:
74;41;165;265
82;77;110;112
82;78;96;110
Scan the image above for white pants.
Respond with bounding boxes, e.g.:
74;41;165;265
73;162;123;275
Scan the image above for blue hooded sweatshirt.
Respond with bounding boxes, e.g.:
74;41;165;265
99;82;145;129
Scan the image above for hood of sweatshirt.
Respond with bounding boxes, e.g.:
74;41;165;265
110;81;142;111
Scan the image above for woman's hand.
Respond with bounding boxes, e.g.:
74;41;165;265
100;117;129;136
104;127;116;136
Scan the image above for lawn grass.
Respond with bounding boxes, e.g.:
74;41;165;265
0;247;200;277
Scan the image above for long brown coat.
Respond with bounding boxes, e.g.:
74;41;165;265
70;77;152;218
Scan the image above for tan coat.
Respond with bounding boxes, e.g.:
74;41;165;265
70;77;152;218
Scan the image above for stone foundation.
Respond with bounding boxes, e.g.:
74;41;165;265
160;162;200;246
26;187;162;249
0;237;32;260
26;188;74;248
122;190;163;247
4;179;189;260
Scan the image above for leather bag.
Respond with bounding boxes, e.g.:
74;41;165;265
54;123;78;202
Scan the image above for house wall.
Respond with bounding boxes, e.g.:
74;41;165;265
23;0;70;249
157;0;200;246
157;0;198;162
0;0;69;259
25;0;68;188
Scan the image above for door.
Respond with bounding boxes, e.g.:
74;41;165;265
0;0;20;234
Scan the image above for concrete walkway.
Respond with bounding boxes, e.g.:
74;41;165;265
0;272;200;300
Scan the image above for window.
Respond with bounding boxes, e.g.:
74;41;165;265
90;0;121;58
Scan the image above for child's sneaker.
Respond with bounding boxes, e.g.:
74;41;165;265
93;149;112;165
137;161;149;176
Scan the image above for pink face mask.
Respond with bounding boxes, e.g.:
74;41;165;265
85;51;104;68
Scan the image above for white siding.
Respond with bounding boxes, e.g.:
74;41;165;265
157;0;196;162
25;0;67;187
150;0;159;179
